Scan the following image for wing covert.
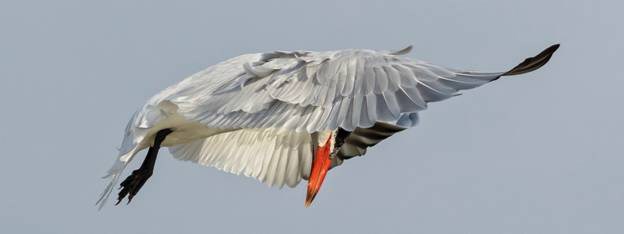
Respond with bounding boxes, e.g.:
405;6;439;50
156;45;558;132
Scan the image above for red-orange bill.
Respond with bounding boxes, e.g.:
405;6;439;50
305;133;332;207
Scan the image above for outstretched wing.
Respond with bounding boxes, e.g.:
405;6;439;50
145;44;558;133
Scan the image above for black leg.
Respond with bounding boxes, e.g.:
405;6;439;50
116;129;173;205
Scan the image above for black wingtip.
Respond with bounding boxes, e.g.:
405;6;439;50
545;43;560;50
502;43;560;76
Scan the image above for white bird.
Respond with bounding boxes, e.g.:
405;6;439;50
97;44;559;209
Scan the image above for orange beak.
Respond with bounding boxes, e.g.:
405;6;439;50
305;133;333;207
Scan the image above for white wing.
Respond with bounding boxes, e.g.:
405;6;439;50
169;128;314;188
145;44;558;133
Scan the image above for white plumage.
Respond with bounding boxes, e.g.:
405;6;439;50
97;44;559;208
170;128;314;188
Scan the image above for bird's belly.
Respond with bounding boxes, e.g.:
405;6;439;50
162;121;235;147
144;112;235;147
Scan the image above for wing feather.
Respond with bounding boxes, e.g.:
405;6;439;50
148;45;558;132
169;128;312;188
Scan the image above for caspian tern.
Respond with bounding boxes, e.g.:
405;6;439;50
97;44;559;209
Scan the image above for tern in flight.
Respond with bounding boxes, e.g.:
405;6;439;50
97;43;559;208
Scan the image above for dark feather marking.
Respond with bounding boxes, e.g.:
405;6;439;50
333;122;406;162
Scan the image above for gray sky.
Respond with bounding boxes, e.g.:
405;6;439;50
1;0;622;233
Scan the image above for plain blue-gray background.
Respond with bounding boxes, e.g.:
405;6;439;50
1;0;622;233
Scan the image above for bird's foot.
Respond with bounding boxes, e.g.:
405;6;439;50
115;129;171;206
116;167;153;205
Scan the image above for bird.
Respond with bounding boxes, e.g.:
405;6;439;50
96;43;559;209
